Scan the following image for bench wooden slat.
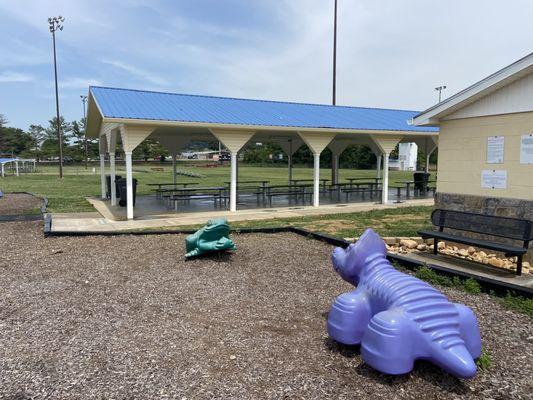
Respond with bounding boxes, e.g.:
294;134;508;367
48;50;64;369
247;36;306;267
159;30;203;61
418;230;527;255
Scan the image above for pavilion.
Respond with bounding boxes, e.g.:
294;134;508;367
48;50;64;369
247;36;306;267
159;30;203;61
86;86;438;220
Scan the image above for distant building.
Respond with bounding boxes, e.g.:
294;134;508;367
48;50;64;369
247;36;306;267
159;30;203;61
398;142;418;171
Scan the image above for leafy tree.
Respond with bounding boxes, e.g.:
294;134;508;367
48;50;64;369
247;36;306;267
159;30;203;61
40;116;72;159
133;138;168;161
28;124;46;147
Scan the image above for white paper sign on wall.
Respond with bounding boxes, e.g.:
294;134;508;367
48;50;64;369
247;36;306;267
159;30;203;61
520;134;533;164
481;170;507;189
487;136;504;164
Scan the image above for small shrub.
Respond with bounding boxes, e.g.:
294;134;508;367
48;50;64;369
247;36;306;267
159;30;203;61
415;266;453;287
476;351;492;370
463;278;482;294
502;292;533;317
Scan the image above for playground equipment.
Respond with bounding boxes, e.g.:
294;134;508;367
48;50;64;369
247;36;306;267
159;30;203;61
327;228;482;379
185;218;236;258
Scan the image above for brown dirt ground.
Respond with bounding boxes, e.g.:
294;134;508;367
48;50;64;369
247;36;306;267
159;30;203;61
0;193;43;215
0;221;531;399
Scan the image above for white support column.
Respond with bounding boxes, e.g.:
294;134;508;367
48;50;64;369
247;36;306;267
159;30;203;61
382;152;390;204
106;129;118;205
376;154;382;178
370;134;403;205
15;161;19;176
423;136;438;174
298;131;337;207
279;137;303;183
331;153;338;185
99;154;106;199
99;135;107;199
153;132;190;188
125;151;134;220
288;139;293;182
230;152;238;212
172;154;177;186
327;140;349;186
119;124;155;220
313;152;321;207
109;153;117;205
209;128;255;212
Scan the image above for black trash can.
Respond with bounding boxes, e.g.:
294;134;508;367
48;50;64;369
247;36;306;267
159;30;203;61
413;172;430;193
117;178;137;207
105;175;122;199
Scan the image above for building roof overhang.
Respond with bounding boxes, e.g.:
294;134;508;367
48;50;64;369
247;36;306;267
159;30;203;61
413;52;533;126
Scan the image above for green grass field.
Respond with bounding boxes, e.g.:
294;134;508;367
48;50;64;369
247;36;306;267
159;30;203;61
154;205;433;238
0;161;420;213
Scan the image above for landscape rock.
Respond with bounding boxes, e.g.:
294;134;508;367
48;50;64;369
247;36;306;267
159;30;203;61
400;239;418;249
467;246;476;255
416;244;427;251
458;248;469;257
488;258;504;268
437;241;446;250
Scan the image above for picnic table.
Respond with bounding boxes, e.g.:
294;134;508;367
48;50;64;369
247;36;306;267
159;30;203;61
263;184;314;207
148;182;199;198
167;186;228;210
332;181;381;201
344;177;381;188
289;178;330;192
224;180;270;187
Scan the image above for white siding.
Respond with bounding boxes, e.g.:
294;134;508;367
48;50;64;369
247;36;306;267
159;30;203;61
444;72;533;120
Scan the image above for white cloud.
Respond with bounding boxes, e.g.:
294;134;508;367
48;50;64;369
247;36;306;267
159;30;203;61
102;60;168;86
60;77;103;89
0;71;34;83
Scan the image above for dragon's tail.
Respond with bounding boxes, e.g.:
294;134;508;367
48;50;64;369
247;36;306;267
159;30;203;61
433;343;477;379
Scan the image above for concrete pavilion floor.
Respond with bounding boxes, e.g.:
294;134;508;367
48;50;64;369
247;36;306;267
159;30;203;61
49;196;434;233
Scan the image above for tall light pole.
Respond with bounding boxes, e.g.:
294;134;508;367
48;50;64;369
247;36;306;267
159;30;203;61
435;85;446;103
80;95;88;169
49;16;65;178
332;0;338;105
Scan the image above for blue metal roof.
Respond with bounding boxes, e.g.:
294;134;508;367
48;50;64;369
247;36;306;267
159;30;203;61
0;158;19;164
90;86;438;133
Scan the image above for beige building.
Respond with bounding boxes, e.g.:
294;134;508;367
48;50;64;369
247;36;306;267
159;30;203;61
414;52;533;242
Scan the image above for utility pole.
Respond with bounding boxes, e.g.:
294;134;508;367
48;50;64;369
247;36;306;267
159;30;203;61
49;16;65;178
332;0;338;105
80;95;88;169
435;85;446;103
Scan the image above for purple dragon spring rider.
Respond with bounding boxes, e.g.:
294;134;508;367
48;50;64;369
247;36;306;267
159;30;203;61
327;228;482;379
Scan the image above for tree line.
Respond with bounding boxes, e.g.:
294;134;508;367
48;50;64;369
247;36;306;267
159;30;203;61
0;113;168;162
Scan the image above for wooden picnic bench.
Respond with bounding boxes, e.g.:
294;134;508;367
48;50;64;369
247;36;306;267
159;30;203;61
168;186;228;210
341;181;381;201
263;184;313;207
418;209;533;276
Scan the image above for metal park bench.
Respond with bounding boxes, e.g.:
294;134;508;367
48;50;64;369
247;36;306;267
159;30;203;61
418;209;533;275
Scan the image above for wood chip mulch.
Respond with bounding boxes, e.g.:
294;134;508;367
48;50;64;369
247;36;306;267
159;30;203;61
0;221;531;399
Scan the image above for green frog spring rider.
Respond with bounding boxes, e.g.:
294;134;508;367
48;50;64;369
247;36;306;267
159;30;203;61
185;218;236;258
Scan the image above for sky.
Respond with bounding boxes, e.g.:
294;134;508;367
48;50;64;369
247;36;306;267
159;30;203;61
0;0;532;130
